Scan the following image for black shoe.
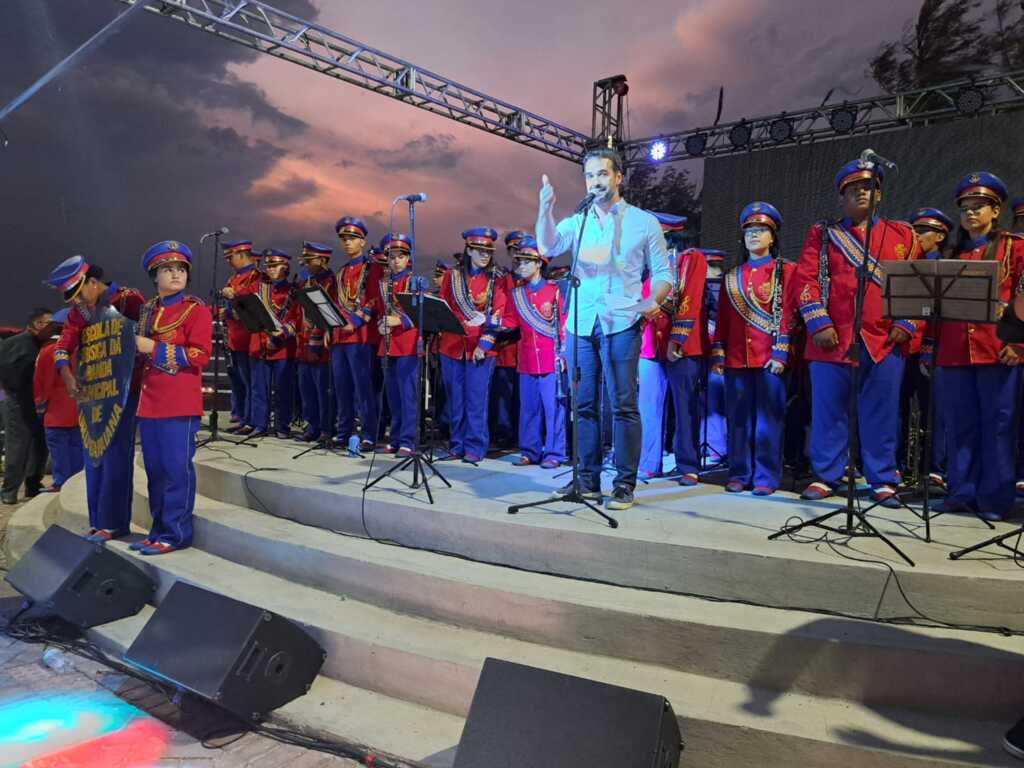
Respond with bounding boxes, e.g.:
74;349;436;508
1003;717;1024;760
551;481;601;502
605;486;635;510
1;494;17;505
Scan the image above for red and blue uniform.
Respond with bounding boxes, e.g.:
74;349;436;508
249;253;301;437
368;261;418;453
922;172;1024;518
794;160;921;496
296;242;336;441
221;241;261;429
44;256;145;535
33;336;83;491
136;240;213;553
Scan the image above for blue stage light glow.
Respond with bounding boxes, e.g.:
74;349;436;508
649;140;668;162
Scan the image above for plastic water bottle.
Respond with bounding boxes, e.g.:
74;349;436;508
41;648;70;673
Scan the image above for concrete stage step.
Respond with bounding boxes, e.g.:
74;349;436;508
5;473;1020;767
190;440;1024;633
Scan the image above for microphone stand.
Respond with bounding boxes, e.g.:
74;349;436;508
508;198;618;528
768;173;912;565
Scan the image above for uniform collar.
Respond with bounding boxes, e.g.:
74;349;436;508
159;290;184;307
468;265;489;276
960;234;991;252
104;282;120;300
314;268;332;279
841;215;880;229
924;247;942;260
348;254;366;267
273;278;290;288
237;264;257;275
746;254;772;269
391;268;411;281
526;276;546;292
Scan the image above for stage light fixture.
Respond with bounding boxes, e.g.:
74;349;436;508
649;140;667;161
728;121;751;148
769;117;794;143
829;106;857;133
956;86;985;115
684;133;707;156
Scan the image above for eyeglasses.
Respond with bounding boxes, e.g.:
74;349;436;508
959;202;993;214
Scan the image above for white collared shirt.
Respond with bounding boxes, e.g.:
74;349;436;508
541;199;672;335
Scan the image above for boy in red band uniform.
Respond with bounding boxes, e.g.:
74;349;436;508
330;217;381;451
249;249;301;438
491;231;527;450
438;227;509;463
794;159;921;506
369;233;418;456
923;173;1024;521
712;202;797;495
501;236;566;468
296;241;336;443
43;256;145;541
33;308;83;492
132;240;212;555
220;240;261;433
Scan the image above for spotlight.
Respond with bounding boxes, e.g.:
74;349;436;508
649;140;668;162
684;132;707;156
829;106;857;133
769;117;794;143
956;86;985;115
728;121;751;148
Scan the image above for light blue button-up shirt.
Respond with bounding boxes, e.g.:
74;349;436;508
540;199;672;335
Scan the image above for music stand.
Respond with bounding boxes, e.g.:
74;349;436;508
362;291;463;504
291;288;350;459
882;258;1001;542
228;294;284;445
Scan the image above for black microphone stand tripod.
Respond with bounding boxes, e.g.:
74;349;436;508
508;195;618;529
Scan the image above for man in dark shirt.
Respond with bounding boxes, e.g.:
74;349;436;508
0;308;54;504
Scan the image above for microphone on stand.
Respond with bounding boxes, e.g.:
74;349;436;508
574;192;597;214
200;226;230;243
859;149;898;174
395;193;428;204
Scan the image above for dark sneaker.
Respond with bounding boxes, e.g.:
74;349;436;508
606;486;634;510
551;481;601;502
1004;716;1024;760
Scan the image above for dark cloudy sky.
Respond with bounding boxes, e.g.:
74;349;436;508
0;0;921;324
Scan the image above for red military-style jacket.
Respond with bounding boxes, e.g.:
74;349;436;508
667;248;709;358
712;256;798;369
923;232;1024;367
501;278;564;375
297;268;336;364
34;342;78;428
494;271;519;369
795;217;921;364
222;264;261;353
438;266;508;360
367;269;418;358
332;255;383;347
54;282;146;392
640;276;672;361
137;292;213;418
248;279;301;361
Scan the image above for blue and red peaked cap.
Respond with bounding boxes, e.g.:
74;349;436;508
381;233;412;254
511;236;546;262
652;212;687;234
702;249;728;264
955;172;1008;206
504;230;530;249
1011;196;1024;218
43;255;91;302
835;159;885;193
740;202;782;231
301;241;333;261
221;240;253;259
263;248;291;265
462;227;498;251
335;216;368;238
142;240;193;273
909;208;955;234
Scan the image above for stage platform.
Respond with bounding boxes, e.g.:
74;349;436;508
7;436;1024;767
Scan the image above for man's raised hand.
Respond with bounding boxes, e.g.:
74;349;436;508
539;174;556;213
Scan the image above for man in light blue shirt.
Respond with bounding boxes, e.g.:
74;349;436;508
537;147;673;510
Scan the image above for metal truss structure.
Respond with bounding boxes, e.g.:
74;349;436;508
115;0;590;162
620;69;1024;166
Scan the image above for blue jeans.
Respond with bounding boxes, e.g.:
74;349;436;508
565;320;643;492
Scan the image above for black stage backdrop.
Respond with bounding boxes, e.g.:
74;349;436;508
701;110;1024;266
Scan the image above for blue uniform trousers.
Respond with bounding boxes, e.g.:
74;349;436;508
725;368;787;488
383;355;419;451
937;364;1021;516
45;426;83;489
665;356;702;477
703;368;728;463
441;355;495;460
808;348;904;487
85;389;138;532
518;372;566;464
297;361;332;437
490;366;518;445
331;343;378;442
250;358;295;433
228;351;251;425
138;416;198;548
639;359;669;475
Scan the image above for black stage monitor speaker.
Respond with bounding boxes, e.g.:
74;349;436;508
5;524;154;628
453;658;684;768
124;581;325;720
